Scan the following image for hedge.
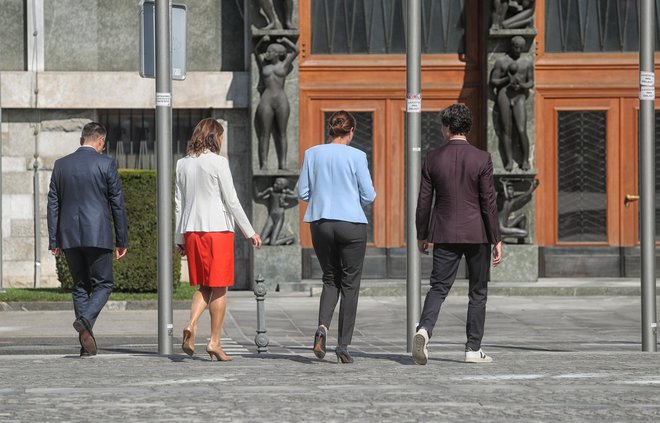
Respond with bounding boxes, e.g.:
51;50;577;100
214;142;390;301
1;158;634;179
56;170;181;292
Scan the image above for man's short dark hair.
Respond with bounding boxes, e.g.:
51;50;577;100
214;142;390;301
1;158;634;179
81;122;107;141
441;104;472;136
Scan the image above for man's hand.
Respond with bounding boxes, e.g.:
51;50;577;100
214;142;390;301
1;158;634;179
492;241;503;267
116;247;128;261
50;248;63;257
417;240;430;255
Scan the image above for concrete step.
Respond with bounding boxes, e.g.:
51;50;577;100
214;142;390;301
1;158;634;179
277;278;660;297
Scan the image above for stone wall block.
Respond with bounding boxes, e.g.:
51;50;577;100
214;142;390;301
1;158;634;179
1;172;32;194
1;157;27;172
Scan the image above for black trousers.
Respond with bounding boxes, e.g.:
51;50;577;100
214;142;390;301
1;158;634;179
310;220;367;346
64;247;114;329
418;243;491;351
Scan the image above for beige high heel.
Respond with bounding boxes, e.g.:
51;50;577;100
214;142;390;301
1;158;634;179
206;343;232;361
182;326;195;356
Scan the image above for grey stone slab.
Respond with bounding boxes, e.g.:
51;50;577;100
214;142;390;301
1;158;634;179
254;245;301;291
0;0;25;71
491;244;538;281
541;247;621;277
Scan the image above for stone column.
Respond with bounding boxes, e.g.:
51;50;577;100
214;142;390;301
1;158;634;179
487;4;539;282
249;0;300;291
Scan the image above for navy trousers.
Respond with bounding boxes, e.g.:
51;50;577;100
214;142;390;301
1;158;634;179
64;247;114;329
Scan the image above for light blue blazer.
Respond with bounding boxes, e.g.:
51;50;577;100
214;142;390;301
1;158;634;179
298;143;376;223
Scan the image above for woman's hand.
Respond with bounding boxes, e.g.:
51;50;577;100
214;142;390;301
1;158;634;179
176;244;186;256
250;234;263;249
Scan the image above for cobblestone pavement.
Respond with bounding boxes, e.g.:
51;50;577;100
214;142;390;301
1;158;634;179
1;294;659;422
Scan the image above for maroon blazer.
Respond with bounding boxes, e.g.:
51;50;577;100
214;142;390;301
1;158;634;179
416;139;501;245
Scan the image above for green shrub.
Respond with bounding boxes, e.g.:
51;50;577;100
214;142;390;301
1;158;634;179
56;170;181;292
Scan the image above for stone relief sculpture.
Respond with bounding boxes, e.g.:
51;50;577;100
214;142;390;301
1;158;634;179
255;177;298;245
491;0;535;30
498;177;539;243
254;0;295;30
490;35;534;171
254;35;299;170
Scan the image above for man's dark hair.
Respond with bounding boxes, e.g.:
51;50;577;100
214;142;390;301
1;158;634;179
441;104;472;136
81;122;107;141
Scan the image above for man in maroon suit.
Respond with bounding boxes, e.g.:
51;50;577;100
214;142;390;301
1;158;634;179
412;104;503;365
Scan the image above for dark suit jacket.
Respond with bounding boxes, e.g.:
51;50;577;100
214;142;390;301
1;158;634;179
416;139;501;245
47;147;128;250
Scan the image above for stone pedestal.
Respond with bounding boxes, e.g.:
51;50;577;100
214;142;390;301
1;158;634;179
249;1;301;289
490;244;538;282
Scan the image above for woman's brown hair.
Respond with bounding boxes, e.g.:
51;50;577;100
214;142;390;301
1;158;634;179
327;110;356;138
186;118;224;156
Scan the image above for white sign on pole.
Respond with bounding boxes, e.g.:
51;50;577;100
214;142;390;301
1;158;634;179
407;94;422;113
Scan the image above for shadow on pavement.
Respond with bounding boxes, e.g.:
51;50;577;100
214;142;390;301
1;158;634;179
486;344;572;352
243;353;321;364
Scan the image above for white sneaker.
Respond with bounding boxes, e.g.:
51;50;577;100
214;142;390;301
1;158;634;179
465;348;493;363
412;328;429;365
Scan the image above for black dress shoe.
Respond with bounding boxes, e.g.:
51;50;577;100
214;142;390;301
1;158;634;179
313;326;327;359
73;317;97;355
335;345;354;364
80;347;92;358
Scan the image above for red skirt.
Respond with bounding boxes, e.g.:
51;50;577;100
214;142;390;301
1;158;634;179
184;232;234;287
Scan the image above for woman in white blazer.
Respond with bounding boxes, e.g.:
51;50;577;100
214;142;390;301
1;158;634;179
175;118;262;361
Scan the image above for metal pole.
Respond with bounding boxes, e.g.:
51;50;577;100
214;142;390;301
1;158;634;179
0;72;4;293
156;0;173;355
405;0;422;352
253;275;269;353
639;0;657;352
33;151;40;288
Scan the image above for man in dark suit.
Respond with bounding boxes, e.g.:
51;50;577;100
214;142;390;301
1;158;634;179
47;122;128;357
412;104;502;365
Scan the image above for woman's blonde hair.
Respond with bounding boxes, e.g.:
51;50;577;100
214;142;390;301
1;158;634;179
186;118;224;156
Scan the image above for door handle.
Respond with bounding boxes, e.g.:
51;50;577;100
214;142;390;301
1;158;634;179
624;194;640;208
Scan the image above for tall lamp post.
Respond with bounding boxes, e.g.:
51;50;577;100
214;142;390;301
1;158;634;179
639;0;657;352
155;0;173;355
405;0;422;352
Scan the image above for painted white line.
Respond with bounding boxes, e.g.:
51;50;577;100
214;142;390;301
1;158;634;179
458;374;545;381
130;377;234;386
553;373;611;379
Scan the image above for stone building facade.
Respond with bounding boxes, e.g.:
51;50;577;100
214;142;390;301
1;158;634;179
2;1;658;289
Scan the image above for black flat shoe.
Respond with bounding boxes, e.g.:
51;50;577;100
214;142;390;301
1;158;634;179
335;345;353;364
313;326;327;359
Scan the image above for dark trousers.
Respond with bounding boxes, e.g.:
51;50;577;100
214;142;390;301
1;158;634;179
64;247;114;329
310;220;367;346
418;243;490;350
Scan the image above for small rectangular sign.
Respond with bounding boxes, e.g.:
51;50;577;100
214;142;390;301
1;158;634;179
156;92;172;107
640;71;655;86
407;94;422;113
640;86;655;101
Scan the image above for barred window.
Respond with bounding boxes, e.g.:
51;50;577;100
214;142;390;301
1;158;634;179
557;111;607;242
311;0;465;54
99;109;212;169
545;0;660;53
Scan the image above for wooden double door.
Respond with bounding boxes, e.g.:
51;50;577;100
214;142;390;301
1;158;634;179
536;97;652;248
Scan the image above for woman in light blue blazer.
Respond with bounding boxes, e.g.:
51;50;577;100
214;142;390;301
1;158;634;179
298;110;376;363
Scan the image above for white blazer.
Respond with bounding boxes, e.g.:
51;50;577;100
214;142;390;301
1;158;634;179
175;151;256;245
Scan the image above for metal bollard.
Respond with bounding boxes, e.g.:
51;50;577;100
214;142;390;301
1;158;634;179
253;274;269;353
